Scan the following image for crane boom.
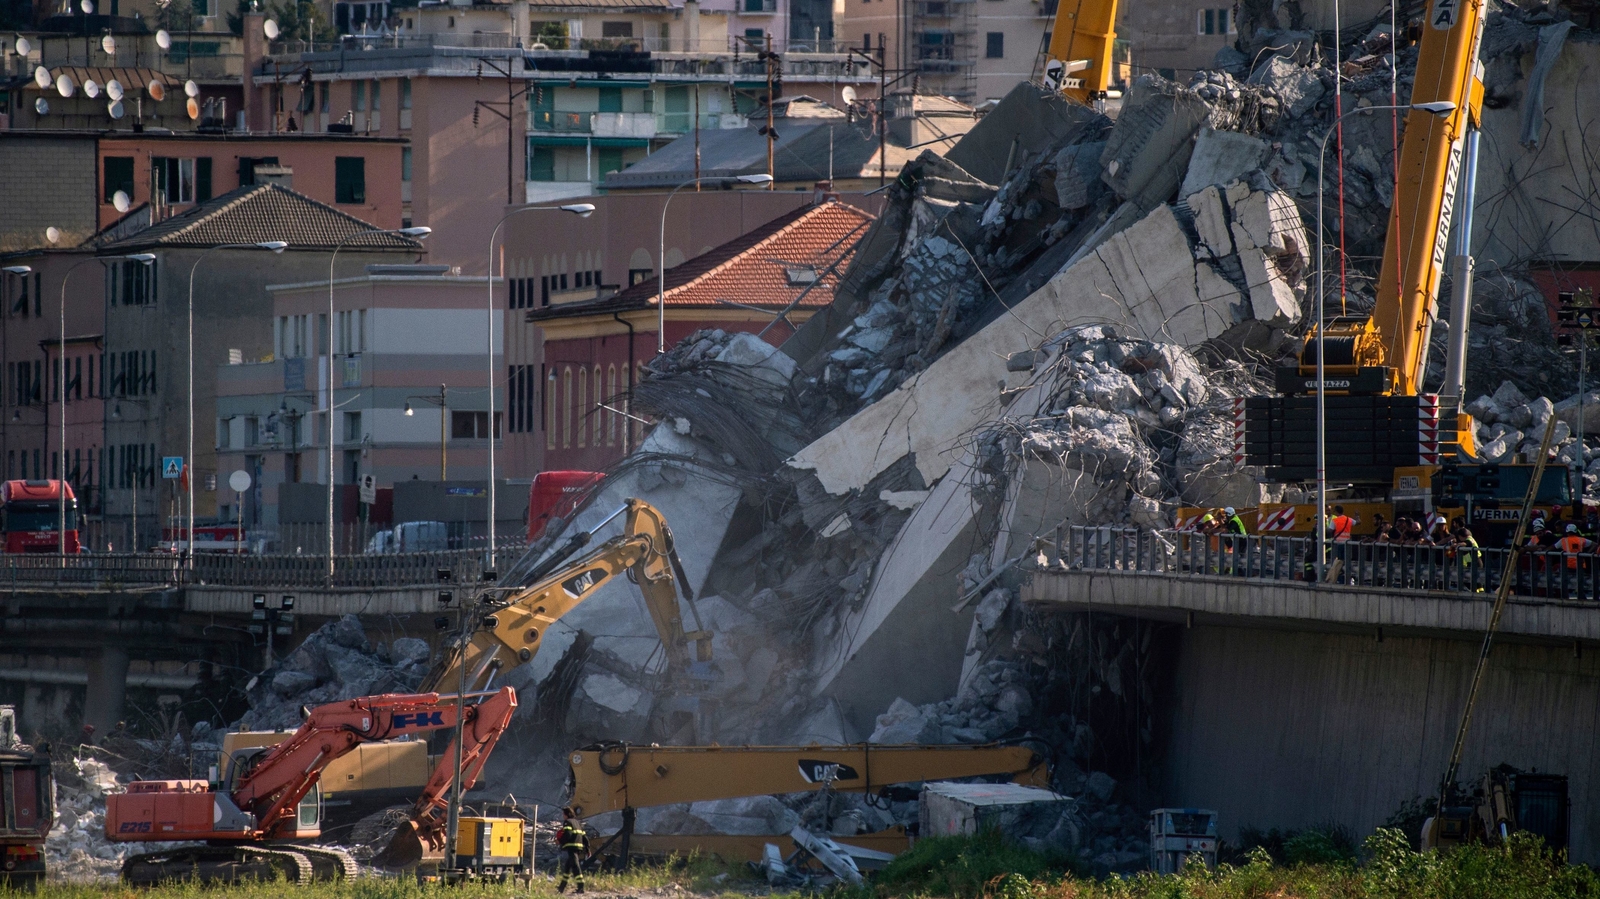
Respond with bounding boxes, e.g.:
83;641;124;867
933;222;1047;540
1040;0;1117;104
420;498;712;696
1308;0;1488;396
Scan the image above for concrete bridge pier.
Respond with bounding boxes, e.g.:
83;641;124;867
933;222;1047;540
82;645;130;739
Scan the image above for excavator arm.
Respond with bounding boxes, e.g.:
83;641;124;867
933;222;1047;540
1040;0;1118;105
420;498;712;696
565;742;1050;817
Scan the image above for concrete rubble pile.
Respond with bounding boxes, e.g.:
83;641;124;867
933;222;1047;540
240;614;432;730
46;757;179;881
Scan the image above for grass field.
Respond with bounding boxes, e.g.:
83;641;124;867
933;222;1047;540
8;829;1593;899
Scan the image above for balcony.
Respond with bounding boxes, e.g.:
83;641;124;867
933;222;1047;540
531;109;594;132
591;111;656;138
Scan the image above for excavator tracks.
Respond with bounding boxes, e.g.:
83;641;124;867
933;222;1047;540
119;844;358;886
291;844;361;881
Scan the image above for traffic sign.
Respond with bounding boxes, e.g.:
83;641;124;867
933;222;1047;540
162;456;183;479
359;474;376;505
229;470;252;493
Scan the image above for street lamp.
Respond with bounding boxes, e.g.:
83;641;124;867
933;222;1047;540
3;267;29;513
328;226;431;580
484;204;592;570
404;385;448;479
657;174;773;356
56;253;157;554
1313;100;1456;579
189;242;285;560
251;592;295;668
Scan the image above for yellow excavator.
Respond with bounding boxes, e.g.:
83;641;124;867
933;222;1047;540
564;742;1052;865
416;497;713;697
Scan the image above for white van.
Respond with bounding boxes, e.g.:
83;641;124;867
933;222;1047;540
366;520;449;553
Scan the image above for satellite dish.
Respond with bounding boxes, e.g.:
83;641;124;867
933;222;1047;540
84;78;100;98
147;79;164;101
79;0;93;13
34;97;48;115
229;470;252;493
45;227;61;244
262;18;280;39
841;85;857;104
33;65;50;88
101;34;116;54
16;36;32;56
108;99;124;119
55;73;75;97
113;190;131;213
184;79;199;97
156;29;171;49
186;96;200;119
106;78;123;100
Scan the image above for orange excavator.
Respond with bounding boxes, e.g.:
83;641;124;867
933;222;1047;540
105;687;518;885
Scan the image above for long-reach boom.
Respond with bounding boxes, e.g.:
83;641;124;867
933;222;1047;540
420;498;713;696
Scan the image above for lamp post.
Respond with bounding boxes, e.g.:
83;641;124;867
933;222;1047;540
657;174;773;356
189;242;285;561
1313;100;1456;579
4;267;30;502
328;226;431;579
484;204;593;569
404;385;448;479
58;253;156;554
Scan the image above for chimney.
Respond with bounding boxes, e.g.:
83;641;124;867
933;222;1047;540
241;8;268;133
812;180;838;204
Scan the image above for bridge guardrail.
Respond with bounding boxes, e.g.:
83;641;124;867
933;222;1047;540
1052;527;1600;602
0;549;510;590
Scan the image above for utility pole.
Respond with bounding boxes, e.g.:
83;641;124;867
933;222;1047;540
760;35;780;187
473;58;530;205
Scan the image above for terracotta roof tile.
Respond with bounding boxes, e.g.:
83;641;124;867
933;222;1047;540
527;200;873;321
99;182;422;252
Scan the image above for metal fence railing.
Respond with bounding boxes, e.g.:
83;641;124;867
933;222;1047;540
0;548;504;590
1050;527;1600;602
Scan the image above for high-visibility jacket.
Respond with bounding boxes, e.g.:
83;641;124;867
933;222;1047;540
1559;535;1589;569
559;824;588;853
1225;515;1247;536
1331;515;1355;542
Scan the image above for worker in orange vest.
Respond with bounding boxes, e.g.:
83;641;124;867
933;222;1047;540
1558;524;1594;599
1329;506;1358;542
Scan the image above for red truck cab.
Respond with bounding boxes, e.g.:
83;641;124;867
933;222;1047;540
527;471;604;542
0;480;80;553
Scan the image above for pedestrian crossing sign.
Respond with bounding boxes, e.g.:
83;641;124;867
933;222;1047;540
162;456;184;479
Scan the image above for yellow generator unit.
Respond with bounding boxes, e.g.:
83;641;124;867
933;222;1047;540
453;817;530;878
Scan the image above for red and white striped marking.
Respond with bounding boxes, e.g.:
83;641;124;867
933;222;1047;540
1257;507;1297;532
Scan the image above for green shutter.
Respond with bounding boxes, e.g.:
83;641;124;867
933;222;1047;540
196;157;213;202
598;86;623;113
335;157;366;204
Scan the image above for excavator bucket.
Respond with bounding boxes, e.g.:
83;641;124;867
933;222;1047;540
369;820;436;870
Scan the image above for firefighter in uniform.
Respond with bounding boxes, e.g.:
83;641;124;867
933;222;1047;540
557;807;589;893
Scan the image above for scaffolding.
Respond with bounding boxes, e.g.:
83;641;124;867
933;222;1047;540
910;0;975;99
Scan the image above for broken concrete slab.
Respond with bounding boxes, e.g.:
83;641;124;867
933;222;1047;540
1179;129;1270;199
1247;55;1326;118
944;81;1110;187
1239;247;1301;325
920;782;1073;841
790;202;1265;495
1100;76;1216;211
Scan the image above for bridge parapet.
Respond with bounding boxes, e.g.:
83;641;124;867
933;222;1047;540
0;549;492;591
1025;527;1600;643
